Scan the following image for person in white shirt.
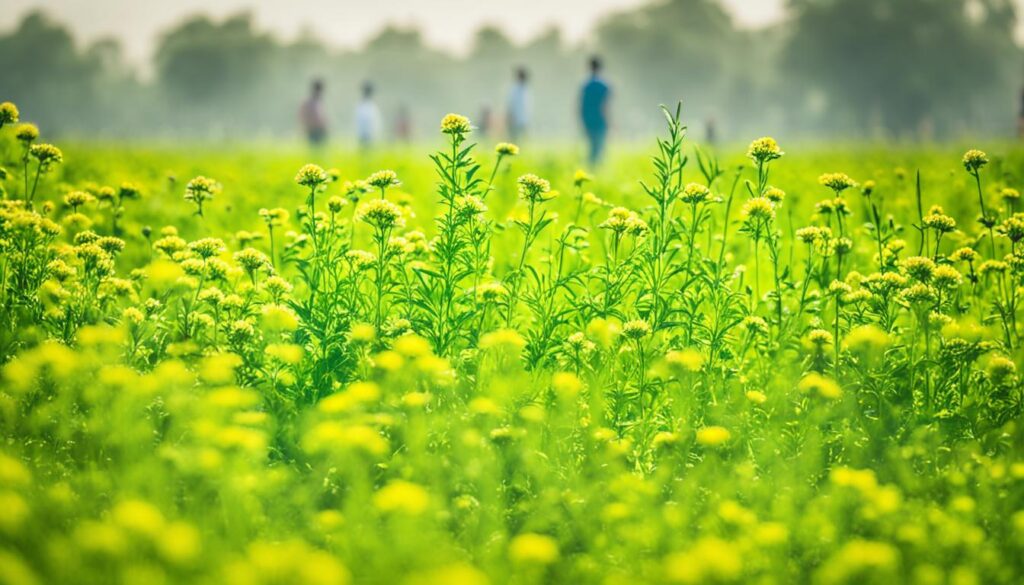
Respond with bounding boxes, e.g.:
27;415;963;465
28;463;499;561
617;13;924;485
355;81;381;148
299;78;327;146
506;67;530;142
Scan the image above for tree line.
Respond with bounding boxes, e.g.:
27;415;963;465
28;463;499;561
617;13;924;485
1;0;1021;141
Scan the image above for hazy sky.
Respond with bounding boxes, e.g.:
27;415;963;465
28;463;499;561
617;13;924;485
4;0;1023;67
1;0;785;64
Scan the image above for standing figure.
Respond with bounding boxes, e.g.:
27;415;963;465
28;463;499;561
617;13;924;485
300;78;327;146
394;104;412;143
355;81;381;148
705;116;717;146
478;105;494;138
507;66;530;142
580;56;611;166
1018;87;1024;140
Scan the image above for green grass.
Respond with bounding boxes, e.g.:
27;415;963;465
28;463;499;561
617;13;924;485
1;109;1024;585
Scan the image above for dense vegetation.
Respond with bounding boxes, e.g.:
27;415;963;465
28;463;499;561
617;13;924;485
2;0;1022;140
1;99;1024;584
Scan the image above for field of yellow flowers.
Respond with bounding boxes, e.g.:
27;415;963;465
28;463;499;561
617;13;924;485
1;99;1024;584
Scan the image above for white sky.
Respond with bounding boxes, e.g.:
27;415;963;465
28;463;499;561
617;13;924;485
2;0;1021;67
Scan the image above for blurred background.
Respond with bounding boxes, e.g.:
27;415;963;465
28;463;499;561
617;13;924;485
1;0;1023;143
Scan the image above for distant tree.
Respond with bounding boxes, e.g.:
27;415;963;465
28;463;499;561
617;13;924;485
783;0;1021;138
594;0;742;136
0;11;100;134
355;27;455;139
154;13;278;134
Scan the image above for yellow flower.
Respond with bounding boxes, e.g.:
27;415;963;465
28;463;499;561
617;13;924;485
295;163;328;187
349;322;376;343
366;169;400;190
798;372;842;399
745;390;767;404
573;169;593;187
261;304;299;331
551;371;582;400
696;426;731;446
0;102;18;126
664;537;742;584
0;454;31;487
741;197;775;221
111;499;165;538
479;329;526;353
621;319;651;340
962;149;988;173
266;343;303;365
818;172;857;193
402;392;432;408
304;422;387;456
200;353;243;385
746;137;783;163
157;521;202;566
517;174;552;203
402;563;489;585
508;533;559;565
440;113;472;136
666;348;704;373
373;480;430;515
496;142;519;156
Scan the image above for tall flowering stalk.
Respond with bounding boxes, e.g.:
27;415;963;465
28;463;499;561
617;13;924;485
637;104;687;331
964;150;995;258
357;184;403;329
746;138;785;335
505;173;555;326
416;114;487;353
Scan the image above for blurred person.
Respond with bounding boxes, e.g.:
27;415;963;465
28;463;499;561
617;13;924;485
394;104;412;143
1018;87;1024;139
580;56;611;166
299;78;327;146
478;105;494;138
355;81;381;148
507;66;530;142
704;116;717;146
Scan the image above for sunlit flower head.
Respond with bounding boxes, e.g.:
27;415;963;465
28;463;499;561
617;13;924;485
741;197;775;222
818;172;856;193
366;169;400;190
29;143;63;168
622;319;651;340
746;137;783;164
509;533;559;565
573;169;593;187
763;186;785;204
440;113;472;136
357;198;405;230
962;149;988;173
295;164;328;188
495;142;519;156
0;102;18;127
185;176;219;201
696;426;731;446
14;123;38;143
517;173;552;203
681;182;711;205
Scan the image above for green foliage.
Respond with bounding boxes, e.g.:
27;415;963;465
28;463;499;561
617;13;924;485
2;100;1024;584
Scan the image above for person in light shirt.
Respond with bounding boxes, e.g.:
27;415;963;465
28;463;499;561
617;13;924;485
299;78;327;146
506;66;530;142
355;81;381;148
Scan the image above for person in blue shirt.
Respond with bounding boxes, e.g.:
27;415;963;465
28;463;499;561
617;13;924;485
580;56;611;166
